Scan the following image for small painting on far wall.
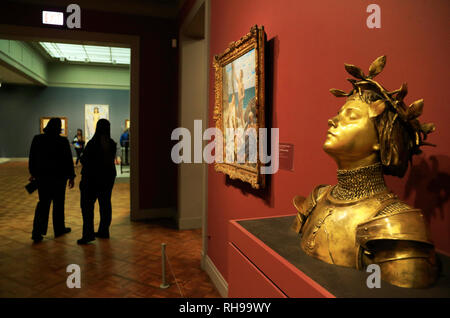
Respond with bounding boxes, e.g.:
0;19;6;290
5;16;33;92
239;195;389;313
85;104;109;142
125;119;130;130
40;117;68;136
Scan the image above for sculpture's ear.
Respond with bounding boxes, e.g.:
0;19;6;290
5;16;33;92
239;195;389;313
368;100;386;118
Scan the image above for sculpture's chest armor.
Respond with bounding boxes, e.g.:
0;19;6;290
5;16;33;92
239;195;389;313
300;187;394;268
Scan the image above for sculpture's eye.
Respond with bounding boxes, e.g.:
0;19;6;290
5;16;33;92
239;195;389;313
345;108;360;121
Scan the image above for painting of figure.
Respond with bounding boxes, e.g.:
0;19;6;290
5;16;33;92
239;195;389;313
213;25;265;189
222;48;257;168
85;105;109;142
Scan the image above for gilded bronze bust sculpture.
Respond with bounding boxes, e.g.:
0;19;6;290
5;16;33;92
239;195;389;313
292;56;438;288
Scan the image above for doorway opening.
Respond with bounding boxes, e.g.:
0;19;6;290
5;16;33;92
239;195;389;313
0;25;139;232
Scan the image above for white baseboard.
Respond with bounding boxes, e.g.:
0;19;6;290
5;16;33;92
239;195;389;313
177;216;202;230
0;157;27;162
203;254;228;298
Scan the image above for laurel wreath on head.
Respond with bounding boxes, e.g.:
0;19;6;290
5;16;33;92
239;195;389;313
329;55;436;154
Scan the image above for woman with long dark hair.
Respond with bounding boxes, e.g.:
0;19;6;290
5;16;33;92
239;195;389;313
77;119;117;244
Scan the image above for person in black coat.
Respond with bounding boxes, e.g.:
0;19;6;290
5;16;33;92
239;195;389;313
77;119;117;244
29;118;75;242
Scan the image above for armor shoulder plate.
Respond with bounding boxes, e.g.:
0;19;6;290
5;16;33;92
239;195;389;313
360;239;437;288
356;208;433;249
355;204;437;288
291;184;330;234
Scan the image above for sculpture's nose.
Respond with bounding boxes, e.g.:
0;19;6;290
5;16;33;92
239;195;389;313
328;118;337;128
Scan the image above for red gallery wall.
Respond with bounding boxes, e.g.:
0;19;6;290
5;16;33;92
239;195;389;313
208;0;450;282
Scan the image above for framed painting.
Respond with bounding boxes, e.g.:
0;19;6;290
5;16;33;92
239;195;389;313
125;119;130;130
213;25;266;189
40;117;68;136
85;104;109;142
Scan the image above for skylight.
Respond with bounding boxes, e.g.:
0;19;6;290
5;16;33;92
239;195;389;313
39;42;130;65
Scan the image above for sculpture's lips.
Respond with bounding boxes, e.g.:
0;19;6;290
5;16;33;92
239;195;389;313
327;131;336;137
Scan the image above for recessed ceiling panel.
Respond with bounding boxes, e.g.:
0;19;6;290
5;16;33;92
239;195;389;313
39;42;130;65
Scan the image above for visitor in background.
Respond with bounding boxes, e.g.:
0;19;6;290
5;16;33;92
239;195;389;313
78;119;117;244
120;128;130;165
28;118;75;243
72;128;85;166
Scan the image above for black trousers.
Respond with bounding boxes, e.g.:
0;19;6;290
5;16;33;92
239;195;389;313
75;148;83;165
32;179;67;238
123;145;129;165
80;178;115;239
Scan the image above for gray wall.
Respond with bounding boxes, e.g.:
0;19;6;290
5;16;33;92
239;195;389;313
0;84;130;157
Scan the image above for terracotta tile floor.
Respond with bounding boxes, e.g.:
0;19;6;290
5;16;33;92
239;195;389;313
0;161;220;298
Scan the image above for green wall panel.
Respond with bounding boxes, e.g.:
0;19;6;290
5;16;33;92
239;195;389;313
0;39;130;89
0;39;48;84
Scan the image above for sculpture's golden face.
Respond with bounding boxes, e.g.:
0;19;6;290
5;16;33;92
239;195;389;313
323;98;379;162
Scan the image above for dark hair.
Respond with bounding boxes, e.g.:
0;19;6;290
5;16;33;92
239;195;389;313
43;118;62;135
92;119;112;154
94;119;111;139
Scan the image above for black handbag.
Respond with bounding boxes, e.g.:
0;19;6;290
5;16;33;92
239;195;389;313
25;180;38;194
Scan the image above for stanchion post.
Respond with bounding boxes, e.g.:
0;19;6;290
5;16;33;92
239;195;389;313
160;243;170;289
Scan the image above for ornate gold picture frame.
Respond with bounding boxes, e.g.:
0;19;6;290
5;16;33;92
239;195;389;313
213;25;266;189
40;116;68;136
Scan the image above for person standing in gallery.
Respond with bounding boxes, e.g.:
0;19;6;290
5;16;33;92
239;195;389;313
29;118;75;243
72;129;85;166
120;128;130;165
77;119;117;244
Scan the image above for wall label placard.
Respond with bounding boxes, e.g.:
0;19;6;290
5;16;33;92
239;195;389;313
279;143;294;171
